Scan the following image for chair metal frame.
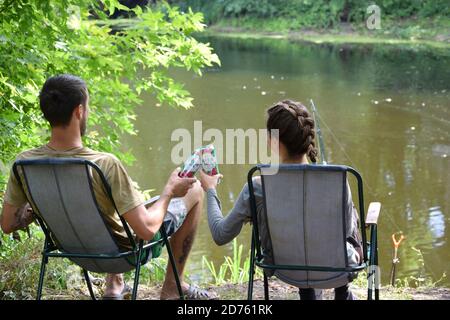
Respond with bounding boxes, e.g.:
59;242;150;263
247;164;380;300
13;158;183;300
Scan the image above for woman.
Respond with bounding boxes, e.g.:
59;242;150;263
199;99;362;300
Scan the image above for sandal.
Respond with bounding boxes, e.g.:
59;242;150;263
183;284;218;300
102;284;132;300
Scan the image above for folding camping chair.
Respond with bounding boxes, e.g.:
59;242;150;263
247;164;381;300
13;158;183;300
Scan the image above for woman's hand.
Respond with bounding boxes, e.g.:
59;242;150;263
199;170;223;192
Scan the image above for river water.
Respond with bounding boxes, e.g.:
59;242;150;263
123;36;450;286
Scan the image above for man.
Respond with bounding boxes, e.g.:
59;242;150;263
0;74;213;299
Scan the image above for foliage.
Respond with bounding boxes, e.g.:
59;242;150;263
173;0;450;29
0;225;180;299
0;0;220;185
0;225;73;299
394;247;447;288
202;256;228;285
123;256;170;285
352;247;447;292
202;238;263;285
0;0;219;299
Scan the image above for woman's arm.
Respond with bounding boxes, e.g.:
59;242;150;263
345;182;358;238
200;171;251;246
206;188;250;245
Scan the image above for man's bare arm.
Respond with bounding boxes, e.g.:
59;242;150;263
122;193;172;241
122;168;196;241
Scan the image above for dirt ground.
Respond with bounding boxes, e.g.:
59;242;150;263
131;279;450;300
43;277;450;300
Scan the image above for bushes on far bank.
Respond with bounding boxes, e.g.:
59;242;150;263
172;0;450;28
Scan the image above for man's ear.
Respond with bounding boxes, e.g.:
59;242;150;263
73;104;83;120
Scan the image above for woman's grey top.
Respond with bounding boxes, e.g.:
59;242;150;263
206;177;360;267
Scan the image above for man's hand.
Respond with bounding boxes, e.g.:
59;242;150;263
17;204;35;229
162;168;197;198
199;170;223;192
1;202;35;234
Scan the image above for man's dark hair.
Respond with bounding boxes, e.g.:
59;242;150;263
39;74;89;127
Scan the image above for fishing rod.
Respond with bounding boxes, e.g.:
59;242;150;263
310;99;327;164
310;98;407;285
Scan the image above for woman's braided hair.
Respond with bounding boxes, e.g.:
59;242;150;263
266;99;318;163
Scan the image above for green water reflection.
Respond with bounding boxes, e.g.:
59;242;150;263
122;37;450;286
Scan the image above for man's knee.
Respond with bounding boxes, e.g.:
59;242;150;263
190;180;204;203
183;180;204;213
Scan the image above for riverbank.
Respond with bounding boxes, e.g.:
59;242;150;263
104;16;450;49
204;19;450;49
40;279;450;300
104;19;450;50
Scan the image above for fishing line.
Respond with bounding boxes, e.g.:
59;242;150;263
310;99;376;195
310;101;416;285
310;99;328;164
310;99;403;232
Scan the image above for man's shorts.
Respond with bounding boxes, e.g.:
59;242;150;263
162;197;188;236
134;197;188;262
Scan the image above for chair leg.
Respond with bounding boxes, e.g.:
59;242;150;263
247;262;254;300
368;262;376;300
263;273;269;300
132;242;144;300
161;225;184;300
36;255;48;300
367;225;378;300
374;233;380;300
82;269;96;300
375;275;380;300
132;263;142;300
247;232;256;300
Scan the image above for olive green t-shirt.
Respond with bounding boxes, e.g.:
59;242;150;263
4;145;144;248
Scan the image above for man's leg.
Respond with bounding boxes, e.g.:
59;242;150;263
160;181;204;299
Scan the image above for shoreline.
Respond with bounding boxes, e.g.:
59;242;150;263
203;25;450;49
102;17;450;49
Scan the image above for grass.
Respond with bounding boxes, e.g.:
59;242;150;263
0;225;175;299
393;246;447;289
205;29;450;48
204;16;450;49
0;228;259;298
0;226;71;299
202;239;263;286
1;226;447;300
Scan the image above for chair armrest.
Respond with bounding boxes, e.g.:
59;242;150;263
143;195;161;208
366;202;381;225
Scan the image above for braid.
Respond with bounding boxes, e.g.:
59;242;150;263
294;106;318;163
267;99;318;163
